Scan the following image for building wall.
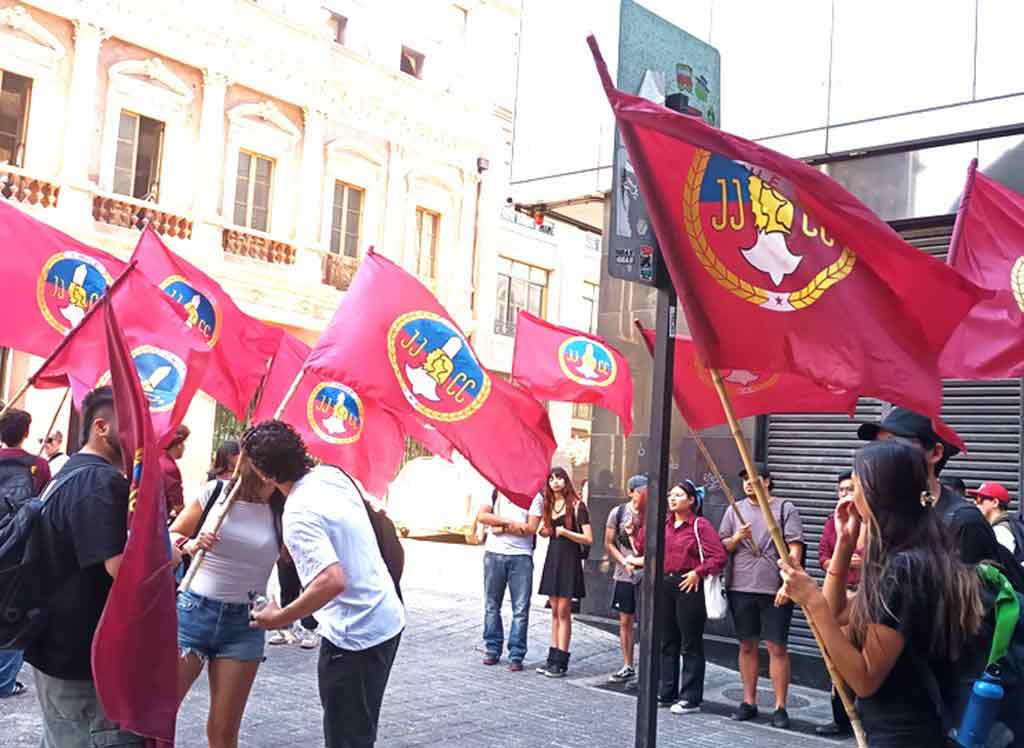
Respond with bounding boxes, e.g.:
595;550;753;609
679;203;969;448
0;0;524;493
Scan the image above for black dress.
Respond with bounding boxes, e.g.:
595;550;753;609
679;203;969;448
539;503;589;599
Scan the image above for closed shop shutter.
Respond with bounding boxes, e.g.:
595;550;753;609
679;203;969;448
763;221;1022;657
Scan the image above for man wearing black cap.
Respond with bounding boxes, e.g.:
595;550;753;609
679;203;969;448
718;462;804;729
858;407;1024;588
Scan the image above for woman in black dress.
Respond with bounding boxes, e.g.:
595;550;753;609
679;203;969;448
536;467;592;678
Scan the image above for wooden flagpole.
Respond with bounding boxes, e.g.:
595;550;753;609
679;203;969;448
709;369;867;748
178;369;305;593
36;387;70;458
690;431;760;557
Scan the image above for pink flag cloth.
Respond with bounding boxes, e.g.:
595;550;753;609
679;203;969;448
132;227;282;418
253;333;406;497
304;250;556;509
33;265;209;447
0;200;126;357
513;311;634;435
90;298;177;744
940;160;1024;379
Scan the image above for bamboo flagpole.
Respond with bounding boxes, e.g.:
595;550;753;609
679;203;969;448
709;368;867;748
178;369;305;593
36;387;70;458
690;431;760;558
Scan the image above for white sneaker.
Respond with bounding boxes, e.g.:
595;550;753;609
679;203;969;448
609;665;636;682
670;700;701;715
268;629;289;646
299;631;319;650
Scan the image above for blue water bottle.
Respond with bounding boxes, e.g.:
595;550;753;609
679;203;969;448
957;669;1004;748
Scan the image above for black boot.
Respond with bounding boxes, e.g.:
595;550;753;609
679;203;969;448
544;649;569;678
536;647;557;675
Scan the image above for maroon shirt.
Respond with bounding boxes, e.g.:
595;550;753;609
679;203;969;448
819;511;862;586
159;453;183;515
0;447;51;494
639;514;727;577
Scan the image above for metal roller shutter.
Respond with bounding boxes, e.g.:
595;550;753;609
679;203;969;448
763;221;1023;658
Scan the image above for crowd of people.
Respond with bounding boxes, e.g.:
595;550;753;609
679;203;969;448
477;406;1024;748
3;391;1024;747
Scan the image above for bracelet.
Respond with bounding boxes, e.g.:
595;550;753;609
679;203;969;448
174;536;190;554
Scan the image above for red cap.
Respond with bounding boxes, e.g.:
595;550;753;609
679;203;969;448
967;481;1011;505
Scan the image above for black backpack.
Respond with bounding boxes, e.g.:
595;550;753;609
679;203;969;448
995;516;1024;568
328;466;404;601
0;466;84;649
0;455;37;520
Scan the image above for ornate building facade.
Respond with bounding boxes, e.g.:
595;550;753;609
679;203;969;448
0;0;601;490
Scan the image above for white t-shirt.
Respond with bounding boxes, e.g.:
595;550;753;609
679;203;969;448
284;466;405;651
480;492;543;556
189;480;280;604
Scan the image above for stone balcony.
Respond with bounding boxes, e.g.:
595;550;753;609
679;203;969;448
0;166;60;208
320;251;358;291
92;192;193;239
222;226;296;264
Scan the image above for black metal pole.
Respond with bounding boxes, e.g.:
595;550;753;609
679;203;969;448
634;285;676;748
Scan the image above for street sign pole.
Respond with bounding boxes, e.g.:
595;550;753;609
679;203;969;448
634;284;675;748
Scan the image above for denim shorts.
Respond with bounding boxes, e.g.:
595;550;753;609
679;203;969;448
177;590;265;662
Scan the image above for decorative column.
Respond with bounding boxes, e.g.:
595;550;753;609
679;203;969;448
59;20;106;224
293;106;327;282
191;69;229;254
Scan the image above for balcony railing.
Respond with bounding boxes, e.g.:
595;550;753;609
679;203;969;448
0;167;59;208
222;227;296;265
321;251;358;291
93;193;193;239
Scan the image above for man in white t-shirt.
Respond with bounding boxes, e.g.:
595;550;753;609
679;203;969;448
475;488;542;671
247;421;404;748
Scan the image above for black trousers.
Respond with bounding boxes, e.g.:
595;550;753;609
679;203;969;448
831;686;852;729
658;574;707;704
277;558;317;630
318;633;401;748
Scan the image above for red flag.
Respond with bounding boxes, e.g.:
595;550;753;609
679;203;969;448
91;298;177;743
940;160;1024;380
589;37;982;446
33;265;209;447
253;333;405;497
131;227;283;418
0;200;126;357
304;250;556;508
400;416;454;462
637;323;855;430
513;310;634;435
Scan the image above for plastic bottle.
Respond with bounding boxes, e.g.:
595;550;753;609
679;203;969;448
249;592;269;614
957;670;1004;748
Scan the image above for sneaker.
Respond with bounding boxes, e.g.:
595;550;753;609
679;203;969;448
814;722;849;736
657;697;675;708
731;702;758;721
482;655;499;666
268;629;289;646
608;665;636;683
299;631;319;650
543;665;566;678
670;700;701;715
508;661;524;672
771;708;791;729
0;681;26;698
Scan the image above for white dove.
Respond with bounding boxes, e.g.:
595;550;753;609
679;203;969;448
60;264;89;327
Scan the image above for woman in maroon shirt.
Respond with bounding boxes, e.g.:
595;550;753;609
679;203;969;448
657;480;727;714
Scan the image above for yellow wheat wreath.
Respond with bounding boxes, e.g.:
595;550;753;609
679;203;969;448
683;149;856;310
1012;257;1024;314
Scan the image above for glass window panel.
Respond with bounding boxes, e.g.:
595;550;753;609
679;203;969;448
237;152;251;177
829;0;975;125
252;179;271;214
529;267;547;285
344;233;358;258
510;261;529;279
496;257;511;274
978;134;1024;196
113;112;137;198
332;182;345;212
527;283;543;316
251;206;269;233
347;186;362;213
117;111;137;141
330;226;341;254
509;277;527;309
133;116;163;200
233;199;248;228
254;155;272;181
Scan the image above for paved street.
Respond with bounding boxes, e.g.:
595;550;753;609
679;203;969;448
2;537;851;747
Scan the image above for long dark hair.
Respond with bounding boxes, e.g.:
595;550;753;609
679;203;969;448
208;439;241;481
543;467;580;533
848;440;981;659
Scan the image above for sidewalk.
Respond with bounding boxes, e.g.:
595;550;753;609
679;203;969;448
0;538;852;746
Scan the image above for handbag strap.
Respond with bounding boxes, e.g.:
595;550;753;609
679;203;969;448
191;480;224;539
694;517;706;563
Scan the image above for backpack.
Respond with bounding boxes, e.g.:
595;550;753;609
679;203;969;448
994;515;1024;568
328;466;404;601
0;466;86;649
0;455;37;520
911;563;1024;747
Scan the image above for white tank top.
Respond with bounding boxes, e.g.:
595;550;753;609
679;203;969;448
188;481;280;604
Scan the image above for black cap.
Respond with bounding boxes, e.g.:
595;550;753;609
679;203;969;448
738;461;771;479
857;407;960;459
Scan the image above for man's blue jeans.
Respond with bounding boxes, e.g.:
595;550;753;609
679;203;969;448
0;649;23;694
483;551;533;663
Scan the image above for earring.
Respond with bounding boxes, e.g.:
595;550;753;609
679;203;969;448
920;490;937;508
